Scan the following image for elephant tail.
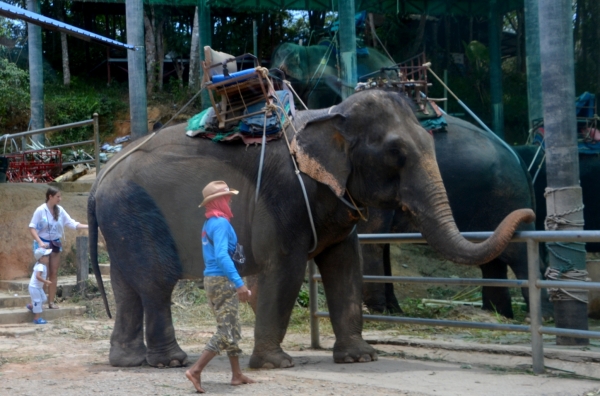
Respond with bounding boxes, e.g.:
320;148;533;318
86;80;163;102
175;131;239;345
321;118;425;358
88;187;112;318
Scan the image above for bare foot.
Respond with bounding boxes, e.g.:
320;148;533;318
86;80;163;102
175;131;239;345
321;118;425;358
185;369;206;393
231;373;256;386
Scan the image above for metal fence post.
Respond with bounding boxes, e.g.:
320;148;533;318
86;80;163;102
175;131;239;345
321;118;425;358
76;236;89;294
527;239;545;374
309;259;321;349
93;113;100;172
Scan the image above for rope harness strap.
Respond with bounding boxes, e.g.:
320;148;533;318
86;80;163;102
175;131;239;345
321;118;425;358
545;267;591;304
543;186;585;230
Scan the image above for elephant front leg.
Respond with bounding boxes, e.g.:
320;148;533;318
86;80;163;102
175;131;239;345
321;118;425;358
249;262;306;369
316;234;378;364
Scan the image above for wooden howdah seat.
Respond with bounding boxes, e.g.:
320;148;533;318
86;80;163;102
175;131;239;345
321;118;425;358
202;47;276;129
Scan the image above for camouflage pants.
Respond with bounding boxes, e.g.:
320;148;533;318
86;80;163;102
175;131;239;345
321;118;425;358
204;276;242;357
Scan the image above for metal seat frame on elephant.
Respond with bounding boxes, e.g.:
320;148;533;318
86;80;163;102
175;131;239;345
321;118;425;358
358;52;434;117
202;46;277;129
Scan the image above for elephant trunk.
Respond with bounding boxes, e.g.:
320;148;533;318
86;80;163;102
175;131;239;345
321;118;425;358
407;156;535;266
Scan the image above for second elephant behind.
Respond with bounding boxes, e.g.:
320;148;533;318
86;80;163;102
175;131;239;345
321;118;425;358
360;115;553;319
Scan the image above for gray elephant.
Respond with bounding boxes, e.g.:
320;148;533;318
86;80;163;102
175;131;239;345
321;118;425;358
89;90;534;368
271;42;394;109
360;115;552;319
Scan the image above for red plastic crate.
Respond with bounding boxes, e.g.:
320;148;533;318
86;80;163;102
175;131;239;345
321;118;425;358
5;149;62;183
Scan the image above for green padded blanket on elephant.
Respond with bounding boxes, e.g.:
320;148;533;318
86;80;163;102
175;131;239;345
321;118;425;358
186;90;292;145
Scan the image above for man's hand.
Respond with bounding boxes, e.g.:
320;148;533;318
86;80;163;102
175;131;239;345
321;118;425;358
236;285;252;303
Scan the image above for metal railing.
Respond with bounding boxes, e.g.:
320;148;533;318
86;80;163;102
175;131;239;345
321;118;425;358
308;230;600;374
1;113;101;173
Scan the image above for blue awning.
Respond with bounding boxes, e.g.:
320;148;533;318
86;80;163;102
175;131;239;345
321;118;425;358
0;1;134;51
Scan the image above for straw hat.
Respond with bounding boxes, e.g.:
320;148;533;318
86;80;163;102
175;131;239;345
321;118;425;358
198;181;239;207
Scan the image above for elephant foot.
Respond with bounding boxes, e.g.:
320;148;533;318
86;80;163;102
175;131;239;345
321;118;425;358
249;348;294;369
109;342;147;367
333;339;378;364
146;345;188;368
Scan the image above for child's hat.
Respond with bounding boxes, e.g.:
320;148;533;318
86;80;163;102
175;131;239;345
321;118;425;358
34;247;52;260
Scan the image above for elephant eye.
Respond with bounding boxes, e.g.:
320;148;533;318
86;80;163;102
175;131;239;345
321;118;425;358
385;147;406;167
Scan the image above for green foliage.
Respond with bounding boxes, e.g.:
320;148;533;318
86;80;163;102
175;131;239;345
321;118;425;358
0;58;30;130
297;283;310;307
44;79;128;146
400;298;455;319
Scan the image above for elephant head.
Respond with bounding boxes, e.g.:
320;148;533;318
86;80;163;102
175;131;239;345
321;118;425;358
291;89;534;265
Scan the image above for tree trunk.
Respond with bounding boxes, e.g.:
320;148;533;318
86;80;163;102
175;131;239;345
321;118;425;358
156;19;164;92
57;1;70;87
144;10;157;95
174;57;184;89
407;14;427;57
516;9;525;73
188;6;200;91
59;32;70;87
368;13;377;48
595;0;600;93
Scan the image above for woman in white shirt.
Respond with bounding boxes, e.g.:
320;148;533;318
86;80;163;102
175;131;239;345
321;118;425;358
29;187;88;309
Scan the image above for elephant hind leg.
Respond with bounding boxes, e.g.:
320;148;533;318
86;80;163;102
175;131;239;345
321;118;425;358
100;181;186;367
109;264;147;367
480;260;514;319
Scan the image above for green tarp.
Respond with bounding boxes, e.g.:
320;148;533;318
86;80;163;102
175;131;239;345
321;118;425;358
73;0;522;16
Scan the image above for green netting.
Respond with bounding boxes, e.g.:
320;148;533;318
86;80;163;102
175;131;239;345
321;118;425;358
74;0;522;16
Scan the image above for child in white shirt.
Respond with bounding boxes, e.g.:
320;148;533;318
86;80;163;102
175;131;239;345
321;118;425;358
28;247;53;324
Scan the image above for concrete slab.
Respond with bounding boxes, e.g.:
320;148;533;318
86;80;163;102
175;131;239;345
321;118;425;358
0;292;33;309
364;335;600;363
0;306;86;325
99;263;110;276
0;276;76;292
267;351;600;396
0;325;36;337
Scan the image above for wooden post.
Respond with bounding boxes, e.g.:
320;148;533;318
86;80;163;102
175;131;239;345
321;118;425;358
76;236;89;294
93;113;100;172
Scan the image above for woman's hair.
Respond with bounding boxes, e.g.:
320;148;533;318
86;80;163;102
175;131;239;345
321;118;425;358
45;187;60;221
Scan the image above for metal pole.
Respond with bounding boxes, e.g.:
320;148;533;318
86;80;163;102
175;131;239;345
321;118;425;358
443;69;448;113
538;0;588;345
338;0;357;99
76;236;89;294
253;19;258;57
309;260;320;349
527;239;545;374
198;0;211;109
524;0;544;129
489;0;505;139
93;113;100;172
27;0;44;145
125;0;148;139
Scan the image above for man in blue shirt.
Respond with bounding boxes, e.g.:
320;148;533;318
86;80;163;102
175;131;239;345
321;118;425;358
186;181;254;393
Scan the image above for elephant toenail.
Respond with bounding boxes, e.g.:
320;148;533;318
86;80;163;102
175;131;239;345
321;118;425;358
157;363;164;368
169;360;180;367
280;360;293;368
343;356;354;363
262;362;275;369
358;354;372;363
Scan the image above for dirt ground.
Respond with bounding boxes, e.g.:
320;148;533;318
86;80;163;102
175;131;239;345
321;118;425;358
1;290;600;396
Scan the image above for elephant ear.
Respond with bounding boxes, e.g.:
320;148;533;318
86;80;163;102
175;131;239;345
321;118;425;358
290;113;350;197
